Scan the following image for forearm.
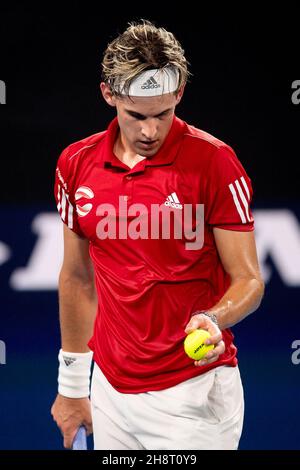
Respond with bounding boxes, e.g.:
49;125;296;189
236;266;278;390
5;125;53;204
207;276;265;330
58;270;97;352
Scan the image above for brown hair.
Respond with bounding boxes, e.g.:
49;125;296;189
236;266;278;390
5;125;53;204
102;20;190;96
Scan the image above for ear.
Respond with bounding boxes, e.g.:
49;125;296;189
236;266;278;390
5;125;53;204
175;85;185;105
100;82;117;107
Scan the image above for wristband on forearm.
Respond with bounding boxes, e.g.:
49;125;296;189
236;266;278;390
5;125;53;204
58;349;93;398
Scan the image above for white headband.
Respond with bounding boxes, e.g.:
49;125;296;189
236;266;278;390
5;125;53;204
118;66;179;97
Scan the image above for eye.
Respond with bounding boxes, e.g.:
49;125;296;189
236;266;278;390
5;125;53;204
129;112;146;120
159;110;171;118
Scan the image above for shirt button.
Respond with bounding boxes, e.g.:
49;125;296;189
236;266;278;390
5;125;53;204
123;195;129;201
126;175;132;180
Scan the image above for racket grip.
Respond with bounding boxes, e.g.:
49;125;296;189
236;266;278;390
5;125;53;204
72;425;87;450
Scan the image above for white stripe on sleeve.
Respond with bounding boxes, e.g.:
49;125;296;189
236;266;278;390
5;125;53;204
57;184;61;211
235;179;251;222
68;199;74;229
240;176;250;200
61;189;67;221
229;183;246;223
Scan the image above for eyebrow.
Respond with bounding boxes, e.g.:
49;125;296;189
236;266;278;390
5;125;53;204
125;108;172;119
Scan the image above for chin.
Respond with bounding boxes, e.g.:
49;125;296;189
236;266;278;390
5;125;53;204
139;149;157;157
135;143;161;157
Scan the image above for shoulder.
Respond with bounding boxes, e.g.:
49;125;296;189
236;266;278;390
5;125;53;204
55;130;107;194
57;130;107;169
181;122;238;168
183;123;227;150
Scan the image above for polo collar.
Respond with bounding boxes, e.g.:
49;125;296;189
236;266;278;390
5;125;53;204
103;115;186;170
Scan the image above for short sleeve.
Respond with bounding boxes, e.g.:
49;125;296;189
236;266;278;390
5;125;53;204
205;145;254;231
54;147;85;237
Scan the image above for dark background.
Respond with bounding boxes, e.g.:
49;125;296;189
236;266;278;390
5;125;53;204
0;3;299;449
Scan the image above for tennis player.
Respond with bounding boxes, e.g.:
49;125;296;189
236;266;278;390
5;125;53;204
51;20;264;450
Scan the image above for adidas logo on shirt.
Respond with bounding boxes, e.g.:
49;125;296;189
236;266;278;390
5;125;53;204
141;77;160;90
164;192;183;209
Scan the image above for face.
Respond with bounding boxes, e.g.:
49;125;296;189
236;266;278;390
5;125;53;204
100;82;184;157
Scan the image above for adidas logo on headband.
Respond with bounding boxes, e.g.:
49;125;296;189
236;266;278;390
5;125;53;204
141;77;161;90
119;66;179;97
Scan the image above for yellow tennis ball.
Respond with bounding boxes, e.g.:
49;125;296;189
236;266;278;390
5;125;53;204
184;329;214;360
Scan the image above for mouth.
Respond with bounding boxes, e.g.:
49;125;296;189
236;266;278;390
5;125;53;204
137;140;158;148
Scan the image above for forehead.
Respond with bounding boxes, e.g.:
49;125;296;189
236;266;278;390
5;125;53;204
116;93;176;114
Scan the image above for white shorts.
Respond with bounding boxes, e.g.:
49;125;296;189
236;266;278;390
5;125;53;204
91;363;244;450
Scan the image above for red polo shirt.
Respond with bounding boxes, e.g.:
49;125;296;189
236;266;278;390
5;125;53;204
54;116;254;393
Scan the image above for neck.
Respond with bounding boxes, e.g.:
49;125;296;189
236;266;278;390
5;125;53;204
113;132;145;169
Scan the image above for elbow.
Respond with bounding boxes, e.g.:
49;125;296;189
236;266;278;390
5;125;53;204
59;267;95;292
58;271;97;304
252;276;265;312
257;275;265;301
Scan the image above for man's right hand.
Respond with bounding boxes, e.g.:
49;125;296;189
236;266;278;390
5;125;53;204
51;394;93;448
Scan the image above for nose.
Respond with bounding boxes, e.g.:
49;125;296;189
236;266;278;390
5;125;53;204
141;118;158;141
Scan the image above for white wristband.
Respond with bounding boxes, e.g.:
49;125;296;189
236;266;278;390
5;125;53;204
58;349;93;398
